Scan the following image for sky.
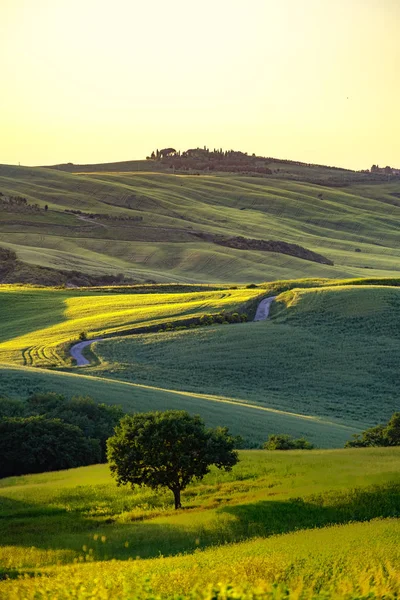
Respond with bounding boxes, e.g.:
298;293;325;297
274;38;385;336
1;0;399;170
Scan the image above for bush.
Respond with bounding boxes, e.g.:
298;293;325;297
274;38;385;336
0;397;25;418
26;393;124;461
0;416;101;478
345;412;400;447
263;434;315;450
79;331;87;341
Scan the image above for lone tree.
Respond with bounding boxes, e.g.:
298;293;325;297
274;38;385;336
107;410;239;509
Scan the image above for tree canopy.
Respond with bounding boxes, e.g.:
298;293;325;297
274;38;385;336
0;416;100;478
263;434;315;450
25;392;123;460
0;392;124;477
107;410;239;509
345;413;400;447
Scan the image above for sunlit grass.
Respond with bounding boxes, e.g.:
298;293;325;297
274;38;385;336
91;284;400;428
0;287;260;367
0;449;399;598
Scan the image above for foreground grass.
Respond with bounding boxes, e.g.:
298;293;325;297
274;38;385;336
0;286;259;366
0;448;399;569
1;519;399;599
91;284;400;427
0;449;399;598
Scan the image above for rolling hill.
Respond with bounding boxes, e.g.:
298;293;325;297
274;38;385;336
0;285;259;367
88;284;400;429
0;280;398;447
0;163;399;284
0;448;399;598
1;158;399;598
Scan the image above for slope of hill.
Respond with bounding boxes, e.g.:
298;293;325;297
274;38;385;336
0;280;398;446
0;364;356;448
0;286;259;367
88;284;400;429
0;163;399;284
0;448;399;598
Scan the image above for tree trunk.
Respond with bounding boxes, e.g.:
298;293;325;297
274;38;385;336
173;487;182;510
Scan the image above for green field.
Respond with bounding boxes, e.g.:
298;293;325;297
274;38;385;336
1;161;400;598
0;286;259;367
0;364;356;448
1;448;399;598
89;284;400;429
1;164;399;284
0;280;398;447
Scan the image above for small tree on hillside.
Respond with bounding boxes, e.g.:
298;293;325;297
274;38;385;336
107;410;239;509
345;413;400;447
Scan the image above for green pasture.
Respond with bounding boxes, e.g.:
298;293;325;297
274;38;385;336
91;284;400;427
0;448;399;598
0;286;259;367
0;364;355;448
0;164;399;283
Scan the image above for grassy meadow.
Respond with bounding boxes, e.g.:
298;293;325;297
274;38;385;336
0;286;260;367
0;279;399;447
0;164;400;283
89;284;400;428
0;448;399;598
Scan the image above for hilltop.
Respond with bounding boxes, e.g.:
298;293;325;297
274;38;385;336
47;147;400;187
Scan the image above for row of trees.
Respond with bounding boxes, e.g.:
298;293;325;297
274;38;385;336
0;393;123;478
0;192;41;212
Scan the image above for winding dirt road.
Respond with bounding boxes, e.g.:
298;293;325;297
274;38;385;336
253;296;276;321
70;338;103;366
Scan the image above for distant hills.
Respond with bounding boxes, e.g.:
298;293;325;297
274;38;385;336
0;156;399;286
46;147;400;187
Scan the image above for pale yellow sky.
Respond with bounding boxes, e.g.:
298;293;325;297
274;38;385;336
1;0;399;169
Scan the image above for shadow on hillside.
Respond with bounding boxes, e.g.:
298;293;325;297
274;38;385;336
217;482;400;540
2;482;399;566
0;291;69;360
0;495;101;545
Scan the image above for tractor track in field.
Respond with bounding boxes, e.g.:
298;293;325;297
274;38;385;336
69;296;276;367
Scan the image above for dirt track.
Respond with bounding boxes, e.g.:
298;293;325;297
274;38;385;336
253;296;276;321
70;338;103;366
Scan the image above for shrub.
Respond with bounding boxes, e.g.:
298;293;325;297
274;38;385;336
345;412;400;447
0;397;25;418
263;434;315;450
